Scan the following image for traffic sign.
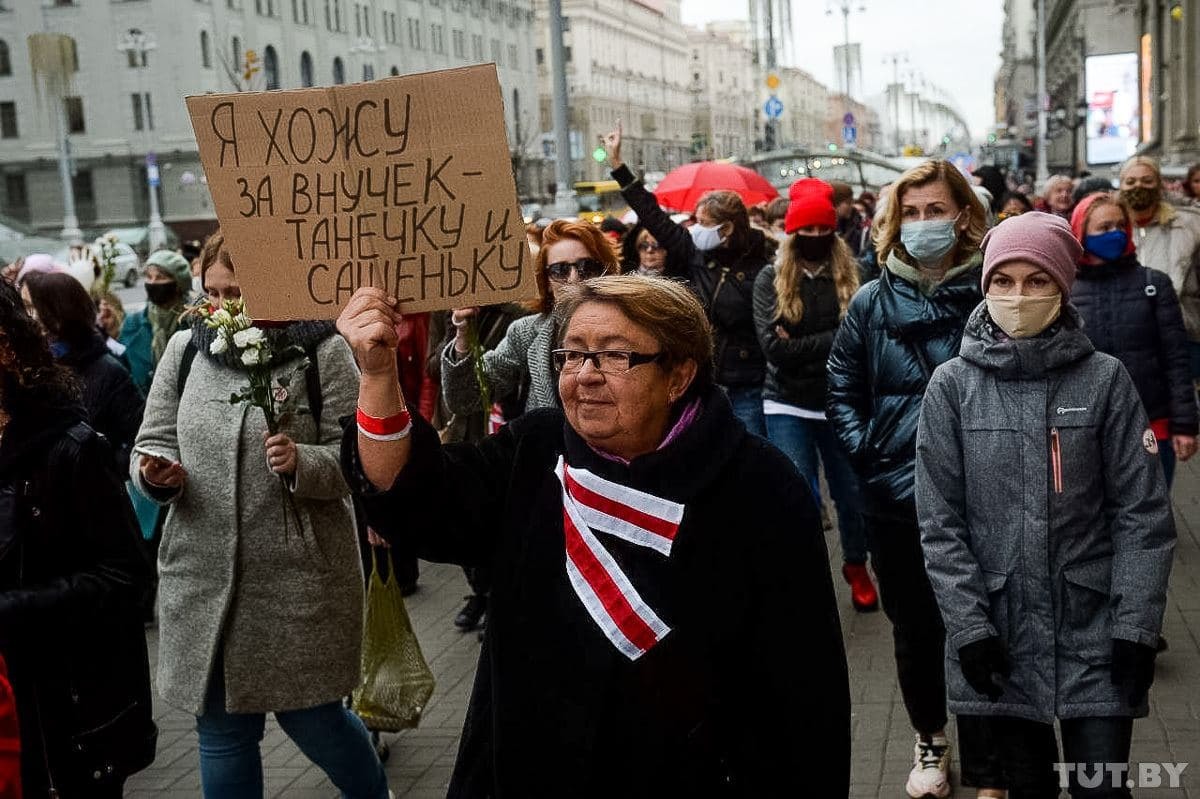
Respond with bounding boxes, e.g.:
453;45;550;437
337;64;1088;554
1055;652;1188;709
842;125;857;146
843;112;855;126
764;95;783;120
147;164;161;187
766;73;780;90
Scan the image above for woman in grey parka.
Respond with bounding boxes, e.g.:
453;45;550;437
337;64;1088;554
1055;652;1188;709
916;212;1175;798
132;234;388;799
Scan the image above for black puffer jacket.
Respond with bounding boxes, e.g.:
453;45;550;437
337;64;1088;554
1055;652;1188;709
58;332;145;477
752;263;842;410
0;408;156;796
614;164;772;387
827;257;983;504
1072;256;1199;436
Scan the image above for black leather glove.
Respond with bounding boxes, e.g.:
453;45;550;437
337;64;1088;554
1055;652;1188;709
958;636;1011;701
1111;638;1157;706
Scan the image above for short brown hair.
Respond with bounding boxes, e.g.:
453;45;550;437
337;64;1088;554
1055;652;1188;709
553;275;713;402
531;219;620;314
198;231;234;290
23;271;99;349
873;159;988;265
765;197;790;224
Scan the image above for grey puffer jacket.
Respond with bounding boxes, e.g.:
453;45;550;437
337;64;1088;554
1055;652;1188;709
441;312;558;416
916;303;1175;723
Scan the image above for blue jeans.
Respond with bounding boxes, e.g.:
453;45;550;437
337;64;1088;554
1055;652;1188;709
197;665;388;799
764;414;869;563
724;384;767;438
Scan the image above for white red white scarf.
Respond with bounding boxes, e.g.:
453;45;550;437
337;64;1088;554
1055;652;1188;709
554;456;685;660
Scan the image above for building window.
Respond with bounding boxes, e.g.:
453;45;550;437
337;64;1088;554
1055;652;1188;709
332;56;345;84
535;47;543;65
325;0;331;29
561;16;570;30
563;46;571;63
0;102;17;139
231;36;242;70
72;170;95;223
302;0;310;23
508;43;517;68
390;65;399;76
363;5;370;36
0;40;10;77
471;34;483;61
407;19;422;50
431;24;444;55
127;46;148;68
64;96;84;134
3;174;29;222
131;92;156;131
263;45;279;89
362;63;374;81
452;29;465;58
490;38;501;65
200;30;212;68
354;3;361;35
334;0;342;30
300;51;314;86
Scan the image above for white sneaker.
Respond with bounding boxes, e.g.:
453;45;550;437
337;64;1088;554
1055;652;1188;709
905;733;951;798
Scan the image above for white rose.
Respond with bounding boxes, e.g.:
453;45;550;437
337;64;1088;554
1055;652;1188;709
233;327;265;348
209;335;229;355
213;308;234;326
241;348;263;367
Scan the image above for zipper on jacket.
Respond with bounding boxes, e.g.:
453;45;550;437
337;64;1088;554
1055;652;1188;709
1050;427;1063;494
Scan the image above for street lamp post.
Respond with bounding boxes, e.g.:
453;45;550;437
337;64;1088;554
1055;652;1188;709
1034;0;1049;189
883;51;907;155
1053;98;1090;175
117;28;166;252
827;1;866;110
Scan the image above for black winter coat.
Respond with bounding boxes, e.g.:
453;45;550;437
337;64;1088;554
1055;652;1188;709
343;387;850;798
58;333;145;477
0;408;156;797
827;260;983;504
1071;256;1199;436
613;164;772;387
752;264;842;410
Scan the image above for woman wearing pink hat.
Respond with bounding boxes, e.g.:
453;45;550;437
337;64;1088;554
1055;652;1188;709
916;211;1175;798
752;178;877;613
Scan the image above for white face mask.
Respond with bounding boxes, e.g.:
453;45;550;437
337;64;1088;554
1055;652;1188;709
689;223;724;252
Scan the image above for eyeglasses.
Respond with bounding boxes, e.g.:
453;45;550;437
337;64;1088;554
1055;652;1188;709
637;241;664;253
551;349;662;374
546;258;608;282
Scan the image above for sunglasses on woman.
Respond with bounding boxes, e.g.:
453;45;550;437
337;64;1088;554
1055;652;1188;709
546;258;607;282
637;241;664;253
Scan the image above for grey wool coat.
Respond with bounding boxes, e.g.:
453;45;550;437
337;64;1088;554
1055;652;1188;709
131;328;364;715
915;303;1175;723
441;312;558;415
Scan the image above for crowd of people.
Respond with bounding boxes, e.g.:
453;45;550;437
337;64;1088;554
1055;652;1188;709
1;145;1198;799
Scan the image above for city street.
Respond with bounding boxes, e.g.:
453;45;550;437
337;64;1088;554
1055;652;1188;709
124;459;1200;798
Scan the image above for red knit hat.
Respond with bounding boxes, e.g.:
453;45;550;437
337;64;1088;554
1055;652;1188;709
1069;192;1136;263
784;178;837;234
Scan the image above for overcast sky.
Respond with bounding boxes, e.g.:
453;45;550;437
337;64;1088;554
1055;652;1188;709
680;0;1005;138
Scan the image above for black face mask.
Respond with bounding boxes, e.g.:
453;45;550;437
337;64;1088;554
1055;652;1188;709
792;232;836;263
145;282;178;307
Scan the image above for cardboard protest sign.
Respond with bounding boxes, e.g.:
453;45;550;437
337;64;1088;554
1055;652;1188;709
186;65;535;320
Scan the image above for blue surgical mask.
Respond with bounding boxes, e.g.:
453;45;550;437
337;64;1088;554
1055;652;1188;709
1083;230;1128;262
689;223;724;252
900;216;961;265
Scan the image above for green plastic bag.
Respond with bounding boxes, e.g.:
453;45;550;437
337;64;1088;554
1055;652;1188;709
352;550;435;732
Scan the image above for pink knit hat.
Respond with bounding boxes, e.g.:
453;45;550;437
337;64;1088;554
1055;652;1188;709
981;211;1082;295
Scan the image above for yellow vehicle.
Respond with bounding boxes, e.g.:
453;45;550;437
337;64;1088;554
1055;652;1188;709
574;180;629;224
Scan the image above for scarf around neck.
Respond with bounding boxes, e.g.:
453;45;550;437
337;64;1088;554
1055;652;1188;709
190;319;336;369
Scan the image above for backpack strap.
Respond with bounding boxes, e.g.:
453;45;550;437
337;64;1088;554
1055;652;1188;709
176;340;198;399
303;342;323;429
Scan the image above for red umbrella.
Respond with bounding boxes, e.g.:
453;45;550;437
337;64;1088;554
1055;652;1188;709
652;161;779;212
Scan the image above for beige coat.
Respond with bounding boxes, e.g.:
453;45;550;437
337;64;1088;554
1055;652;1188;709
1137;204;1200;340
132;329;363;715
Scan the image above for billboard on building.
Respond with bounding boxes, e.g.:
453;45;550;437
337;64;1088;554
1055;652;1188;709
1085;53;1139;165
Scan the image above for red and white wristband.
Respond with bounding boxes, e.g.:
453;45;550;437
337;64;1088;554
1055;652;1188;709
357;407;413;441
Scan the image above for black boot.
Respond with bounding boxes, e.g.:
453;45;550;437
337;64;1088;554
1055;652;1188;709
455;594;487;631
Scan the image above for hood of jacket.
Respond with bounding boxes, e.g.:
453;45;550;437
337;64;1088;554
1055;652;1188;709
55;331;111;371
191;320;336;368
959;300;1094;379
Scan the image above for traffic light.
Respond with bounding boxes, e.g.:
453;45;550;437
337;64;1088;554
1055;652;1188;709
592;146;607;163
827;143;838;152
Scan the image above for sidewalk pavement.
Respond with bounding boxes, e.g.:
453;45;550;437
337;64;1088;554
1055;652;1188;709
127;458;1200;798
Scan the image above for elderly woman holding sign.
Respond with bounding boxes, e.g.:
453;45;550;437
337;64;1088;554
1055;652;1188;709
337;276;851;797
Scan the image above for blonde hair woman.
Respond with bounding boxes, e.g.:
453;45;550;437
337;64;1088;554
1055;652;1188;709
751;179;877;614
827;159;989;799
1118;156;1200;379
